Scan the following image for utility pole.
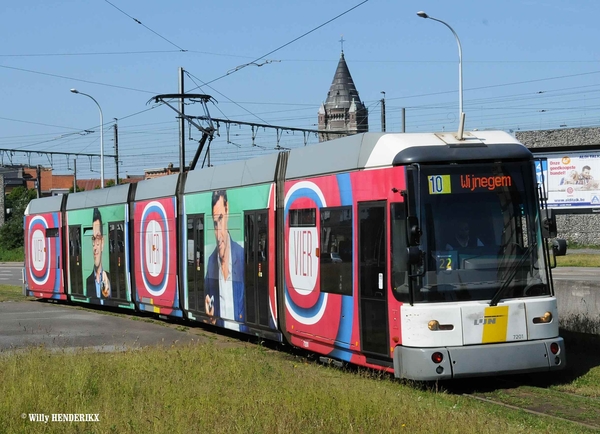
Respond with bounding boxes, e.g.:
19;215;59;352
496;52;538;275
179;67;185;175
113;119;119;185
36;165;41;198
73;159;77;192
401;108;406;133
380;91;386;132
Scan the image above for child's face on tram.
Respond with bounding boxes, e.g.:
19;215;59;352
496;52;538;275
212;196;229;261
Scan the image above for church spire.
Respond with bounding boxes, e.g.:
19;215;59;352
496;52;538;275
317;47;369;142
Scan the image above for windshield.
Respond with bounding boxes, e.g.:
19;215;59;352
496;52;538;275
407;161;550;303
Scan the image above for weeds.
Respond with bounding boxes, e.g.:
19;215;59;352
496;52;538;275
560;314;600;335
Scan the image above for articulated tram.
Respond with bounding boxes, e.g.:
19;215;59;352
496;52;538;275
24;131;566;380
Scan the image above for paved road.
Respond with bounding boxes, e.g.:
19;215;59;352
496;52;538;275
0;301;200;353
552;267;600;282
0;263;23;287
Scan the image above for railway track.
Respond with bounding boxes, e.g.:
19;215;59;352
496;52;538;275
446;376;600;431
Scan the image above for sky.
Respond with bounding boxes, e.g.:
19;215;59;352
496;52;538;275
2;0;600;181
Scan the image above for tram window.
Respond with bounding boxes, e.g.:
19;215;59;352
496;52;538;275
289;208;316;227
46;228;59;238
390;203;409;302
320;206;352;296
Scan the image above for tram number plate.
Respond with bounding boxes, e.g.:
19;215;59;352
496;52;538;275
428;175;451;194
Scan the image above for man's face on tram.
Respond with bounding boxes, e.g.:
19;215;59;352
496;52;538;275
92;218;104;272
212;195;229;263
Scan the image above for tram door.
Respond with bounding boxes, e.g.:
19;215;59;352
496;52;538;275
358;202;389;358
186;215;204;313
68;225;83;295
245;210;270;327
108;222;126;300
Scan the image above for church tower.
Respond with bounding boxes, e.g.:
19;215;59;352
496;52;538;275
318;51;368;142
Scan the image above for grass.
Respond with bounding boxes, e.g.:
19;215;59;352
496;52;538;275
0;284;29;302
2;343;597;434
556;253;600;267
4;270;600;433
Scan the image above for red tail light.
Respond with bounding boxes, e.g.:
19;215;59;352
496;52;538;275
550;342;560;355
431;352;444;364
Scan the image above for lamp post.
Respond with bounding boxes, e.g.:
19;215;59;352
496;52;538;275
417;11;463;119
70;89;104;188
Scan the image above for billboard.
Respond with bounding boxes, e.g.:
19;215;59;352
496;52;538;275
536;151;600;210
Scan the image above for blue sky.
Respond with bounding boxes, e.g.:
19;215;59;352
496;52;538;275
1;0;599;180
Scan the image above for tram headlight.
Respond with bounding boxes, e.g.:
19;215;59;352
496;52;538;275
428;320;454;331
428;320;440;331
533;311;553;324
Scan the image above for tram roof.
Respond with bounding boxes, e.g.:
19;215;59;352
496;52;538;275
284;131;523;179
184;152;280;194
24;194;65;215
135;173;179;201
65;183;131;210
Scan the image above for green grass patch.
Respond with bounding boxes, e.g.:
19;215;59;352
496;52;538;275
556;331;600;399
0;284;28;302
1;344;594;433
556;254;600;267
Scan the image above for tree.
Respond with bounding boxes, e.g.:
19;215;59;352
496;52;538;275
0;187;37;250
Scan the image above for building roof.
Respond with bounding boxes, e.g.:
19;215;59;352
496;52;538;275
324;52;365;111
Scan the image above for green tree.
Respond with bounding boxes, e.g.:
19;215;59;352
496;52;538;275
0;187;38;250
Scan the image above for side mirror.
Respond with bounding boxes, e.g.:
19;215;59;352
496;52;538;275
407;216;421;246
407;246;423;265
552;238;567;257
541;209;557;238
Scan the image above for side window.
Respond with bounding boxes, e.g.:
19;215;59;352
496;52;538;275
289;208;316;227
320;206;352;296
391;203;409;302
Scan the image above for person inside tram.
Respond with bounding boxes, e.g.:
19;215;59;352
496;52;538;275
445;220;484;251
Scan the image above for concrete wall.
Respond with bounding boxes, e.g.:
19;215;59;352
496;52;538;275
516;127;600;246
555;279;600;335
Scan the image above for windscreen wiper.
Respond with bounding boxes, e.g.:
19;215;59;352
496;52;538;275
489;244;533;306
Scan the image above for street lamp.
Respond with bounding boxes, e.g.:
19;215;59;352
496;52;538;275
70;88;104;188
417;11;463;120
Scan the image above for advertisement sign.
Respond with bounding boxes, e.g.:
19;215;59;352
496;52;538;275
536;151;600;210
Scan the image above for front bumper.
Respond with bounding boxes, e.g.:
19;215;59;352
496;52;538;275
393;338;566;380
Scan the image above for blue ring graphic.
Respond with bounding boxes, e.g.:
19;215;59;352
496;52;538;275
140;203;170;294
28;216;50;285
284;186;325;321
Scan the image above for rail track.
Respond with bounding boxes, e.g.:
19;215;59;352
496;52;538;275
445;376;600;431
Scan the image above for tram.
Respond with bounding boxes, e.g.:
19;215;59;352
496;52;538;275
24;130;566;380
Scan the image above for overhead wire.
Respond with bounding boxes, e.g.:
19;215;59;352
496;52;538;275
188;0;370;90
104;0;186;52
0;64;157;94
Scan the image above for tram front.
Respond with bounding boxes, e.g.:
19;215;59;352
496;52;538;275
391;133;566;380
